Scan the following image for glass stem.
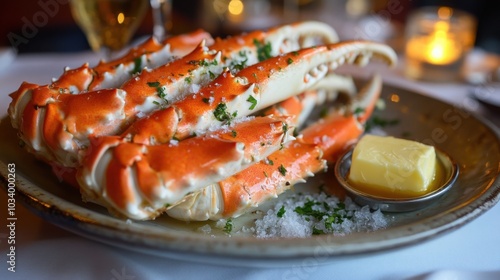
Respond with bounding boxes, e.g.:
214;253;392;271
150;0;172;41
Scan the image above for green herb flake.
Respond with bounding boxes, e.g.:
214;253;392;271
147;81;168;101
213;102;235;123
287;58;294;65
231;130;237;138
253;39;273;62
278;164;287;176
294;200;324;219
147;81;161;88
223;219;233;234
157;86;166;99
208;70;216;79
354;107;365;115
312;227;325;235
246;95;257;110
365;116;400;132
130;57;142;75
185;76;192;84
232;59;248;71
277;205;286;218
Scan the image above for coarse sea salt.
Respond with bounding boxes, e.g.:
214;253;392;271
255;192;387;238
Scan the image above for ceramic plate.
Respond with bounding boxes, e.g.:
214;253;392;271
1;82;500;266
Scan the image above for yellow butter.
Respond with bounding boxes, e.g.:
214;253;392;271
348;135;437;198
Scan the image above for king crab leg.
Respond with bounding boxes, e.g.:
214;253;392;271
9;21;340;169
166;75;382;221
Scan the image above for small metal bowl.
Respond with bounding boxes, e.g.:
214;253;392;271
334;147;460;212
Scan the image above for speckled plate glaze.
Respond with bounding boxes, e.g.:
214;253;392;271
1;82;500;266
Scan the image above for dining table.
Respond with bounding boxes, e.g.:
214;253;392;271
0;42;499;280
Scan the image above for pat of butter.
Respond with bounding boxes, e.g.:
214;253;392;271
348;135;436;197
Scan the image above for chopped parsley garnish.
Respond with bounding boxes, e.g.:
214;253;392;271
277;205;286;218
278;164;287;176
287;58;294;65
147;81;167;102
253;39;273;61
312;227;325;235
353;107;365;115
246;95;257;110
185;76;192;84
208;70;216;79
223;219;233;233
202;97;210;104
293;199;351;235
365;115;399;132
213;102;236;123
230;130;237;138
191;59;218;67
266;158;274;165
294;200;324;219
130;57;142;75
147;81;160;87
232;59;248;71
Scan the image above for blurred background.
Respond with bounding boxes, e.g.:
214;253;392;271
1;0;499;55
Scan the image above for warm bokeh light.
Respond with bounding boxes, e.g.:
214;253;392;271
437;7;452;19
117;12;125;24
228;0;244;15
424;21;460;65
390;94;400;103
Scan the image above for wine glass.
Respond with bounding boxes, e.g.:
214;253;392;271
70;0;149;59
150;0;172;41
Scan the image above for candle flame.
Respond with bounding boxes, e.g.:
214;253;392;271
425;20;460;65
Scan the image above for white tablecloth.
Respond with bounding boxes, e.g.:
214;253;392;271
1;50;500;280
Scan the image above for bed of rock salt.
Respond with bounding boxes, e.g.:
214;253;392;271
254;192;388;238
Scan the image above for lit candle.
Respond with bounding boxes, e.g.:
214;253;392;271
406;7;461;65
404;6;476;81
424;21;460;64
